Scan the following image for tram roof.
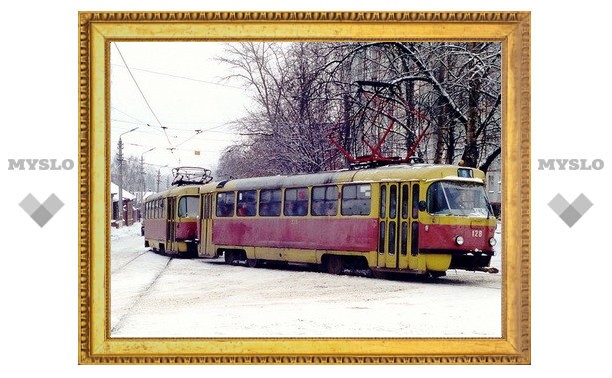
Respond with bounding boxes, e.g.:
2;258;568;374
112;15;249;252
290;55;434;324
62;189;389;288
145;184;200;201
203;164;485;193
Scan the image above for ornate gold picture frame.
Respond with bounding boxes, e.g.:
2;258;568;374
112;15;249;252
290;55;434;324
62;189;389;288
78;11;530;364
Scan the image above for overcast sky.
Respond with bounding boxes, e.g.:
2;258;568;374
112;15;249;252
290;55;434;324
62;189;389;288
110;42;253;175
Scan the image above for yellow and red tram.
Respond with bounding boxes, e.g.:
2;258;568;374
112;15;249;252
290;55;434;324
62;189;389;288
142;184;201;257
197;164;498;277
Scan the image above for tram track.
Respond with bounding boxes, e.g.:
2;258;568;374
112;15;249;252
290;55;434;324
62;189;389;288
111;256;174;334
110;250;150;275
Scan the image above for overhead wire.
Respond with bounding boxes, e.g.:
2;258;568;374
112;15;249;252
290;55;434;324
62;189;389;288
111;44;245;168
110;63;244;90
110;106;152;126
111;118;234;134
113;43;177;163
114;123;235;144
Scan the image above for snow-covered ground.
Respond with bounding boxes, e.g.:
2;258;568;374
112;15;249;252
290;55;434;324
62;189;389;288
110;222;502;338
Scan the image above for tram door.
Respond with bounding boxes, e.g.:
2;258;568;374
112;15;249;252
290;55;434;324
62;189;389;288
378;183;411;269
199;193;215;257
166;197;176;253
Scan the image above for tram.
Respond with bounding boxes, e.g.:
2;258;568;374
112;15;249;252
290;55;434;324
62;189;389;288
142;167;212;257
196;164;498;277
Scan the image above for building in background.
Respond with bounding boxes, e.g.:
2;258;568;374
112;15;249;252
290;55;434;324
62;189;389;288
110;182;138;227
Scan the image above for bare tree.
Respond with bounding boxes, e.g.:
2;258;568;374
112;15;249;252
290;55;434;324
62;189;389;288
217;41;501;178
329;42;501;170
216;42;342;177
111;153;159;195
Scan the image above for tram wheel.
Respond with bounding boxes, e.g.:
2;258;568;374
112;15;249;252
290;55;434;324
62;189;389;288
224;250;234;264
325;255;344;275
429;270;446;278
247;258;261;268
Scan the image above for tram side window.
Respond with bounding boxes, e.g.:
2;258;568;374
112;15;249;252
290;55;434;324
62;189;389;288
341;184;371;216
312;186;338;216
401;184;409;219
284;187;308;216
259;189;281;216
201;196;208;219
178;196;199;218
237;190;257;217
389;185;397;219
412;184;420;219
216;192;235;217
203;195;213;219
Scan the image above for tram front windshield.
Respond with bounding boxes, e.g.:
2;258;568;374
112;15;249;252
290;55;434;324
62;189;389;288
427;181;493;217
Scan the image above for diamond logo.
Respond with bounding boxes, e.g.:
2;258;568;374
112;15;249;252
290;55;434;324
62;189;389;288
19;193;64;227
548;193;593;227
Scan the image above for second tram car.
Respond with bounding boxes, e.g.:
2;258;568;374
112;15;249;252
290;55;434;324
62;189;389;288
196;164;498;277
142;184;201;257
142;167;212;257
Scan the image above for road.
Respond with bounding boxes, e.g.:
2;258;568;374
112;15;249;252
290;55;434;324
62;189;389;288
110;222;503;338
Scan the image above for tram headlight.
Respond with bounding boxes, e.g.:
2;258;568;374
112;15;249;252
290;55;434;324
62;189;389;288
455;236;464;246
489;237;497;247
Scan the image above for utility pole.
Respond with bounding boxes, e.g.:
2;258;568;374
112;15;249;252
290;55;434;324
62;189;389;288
140;147;155;205
140;155;144;203
117;137;124;228
155;165;168;192
157;168;161;192
116;127;138;228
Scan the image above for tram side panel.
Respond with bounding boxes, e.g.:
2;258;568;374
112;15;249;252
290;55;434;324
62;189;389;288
212;217;377;252
143;218;167;251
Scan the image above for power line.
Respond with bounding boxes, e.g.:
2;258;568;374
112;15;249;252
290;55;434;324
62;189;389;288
111;63;244;90
128;143;227;153
111;106;151;125
111;118;235;134
113;43;177;161
112;125;178;140
175;130;202;148
113;124;235;145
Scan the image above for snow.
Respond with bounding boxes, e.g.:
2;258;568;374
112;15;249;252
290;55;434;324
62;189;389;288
110;222;142;241
110;181;136;201
110;222;502;338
